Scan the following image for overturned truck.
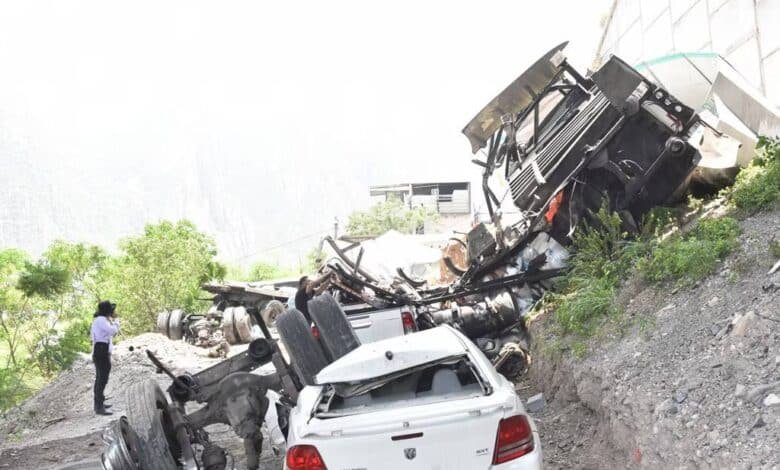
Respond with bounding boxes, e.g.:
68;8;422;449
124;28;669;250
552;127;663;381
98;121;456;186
102;43;708;469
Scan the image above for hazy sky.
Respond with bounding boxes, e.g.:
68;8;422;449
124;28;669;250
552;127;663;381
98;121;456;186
0;0;610;265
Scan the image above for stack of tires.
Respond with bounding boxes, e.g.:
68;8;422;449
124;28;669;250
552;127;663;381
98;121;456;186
275;293;361;386
156;310;185;341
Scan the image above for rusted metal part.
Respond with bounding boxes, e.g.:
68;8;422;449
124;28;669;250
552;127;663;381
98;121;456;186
324;236;378;283
396;267;427;287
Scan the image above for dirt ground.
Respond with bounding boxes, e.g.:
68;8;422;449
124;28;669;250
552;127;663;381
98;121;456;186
519;209;780;469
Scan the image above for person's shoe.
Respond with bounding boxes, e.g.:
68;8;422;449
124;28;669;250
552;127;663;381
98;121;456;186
104;404;112;409
95;407;113;416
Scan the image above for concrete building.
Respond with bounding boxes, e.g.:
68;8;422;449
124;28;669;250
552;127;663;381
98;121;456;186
596;0;780;104
369;182;473;234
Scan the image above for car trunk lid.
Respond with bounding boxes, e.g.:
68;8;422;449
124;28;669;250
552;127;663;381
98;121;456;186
300;393;514;470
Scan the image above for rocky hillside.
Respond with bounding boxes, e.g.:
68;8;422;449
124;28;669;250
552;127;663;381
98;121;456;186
520;209;780;469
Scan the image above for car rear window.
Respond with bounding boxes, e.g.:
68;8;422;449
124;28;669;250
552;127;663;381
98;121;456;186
314;356;488;418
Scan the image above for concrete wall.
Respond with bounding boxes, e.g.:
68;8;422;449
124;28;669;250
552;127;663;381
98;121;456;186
597;0;780;104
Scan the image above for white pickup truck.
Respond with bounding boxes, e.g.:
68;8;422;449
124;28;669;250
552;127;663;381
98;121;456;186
284;325;542;470
335;302;417;344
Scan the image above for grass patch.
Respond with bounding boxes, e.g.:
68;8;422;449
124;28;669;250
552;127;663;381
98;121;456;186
637;217;740;286
770;239;780;259
547;205;740;356
727;136;780;212
552;207;645;336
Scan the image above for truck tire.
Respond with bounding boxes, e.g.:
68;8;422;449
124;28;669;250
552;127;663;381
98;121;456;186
125;379;178;470
233;306;254;343
167;309;184;341
308;294;360;361
222;307;237;344
260;300;285;328
276;309;328;386
156;311;171;338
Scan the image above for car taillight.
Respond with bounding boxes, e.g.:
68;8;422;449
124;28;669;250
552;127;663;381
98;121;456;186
311;325;320;339
493;415;534;464
401;309;416;334
287;444;327;470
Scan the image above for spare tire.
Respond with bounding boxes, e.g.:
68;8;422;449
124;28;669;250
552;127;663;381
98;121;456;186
308;294;360;361
125;379;178;470
276;309;328;386
156;311;171;338
167;309;184;341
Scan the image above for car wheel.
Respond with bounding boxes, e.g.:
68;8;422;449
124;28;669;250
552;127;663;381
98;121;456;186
167;310;184;341
125;379;178;470
156;311;171;338
276;308;328;386
308;293;360;361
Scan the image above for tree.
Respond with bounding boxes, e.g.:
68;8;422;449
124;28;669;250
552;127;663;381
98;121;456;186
346;199;438;237
247;262;292;281
16;259;71;299
0;249;30;368
103;220;226;334
44;241;108;301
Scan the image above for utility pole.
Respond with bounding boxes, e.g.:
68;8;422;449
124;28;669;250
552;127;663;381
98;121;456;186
333;216;339;239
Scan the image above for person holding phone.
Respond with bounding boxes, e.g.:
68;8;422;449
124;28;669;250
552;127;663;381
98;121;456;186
91;300;120;415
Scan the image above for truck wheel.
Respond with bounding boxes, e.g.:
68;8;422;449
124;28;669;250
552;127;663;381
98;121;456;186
125;379;178;470
222;307;238;344
167;310;184;341
276;309;328;386
260;300;285;328
156;311;171;338
233;306;254;343
308;294;360;361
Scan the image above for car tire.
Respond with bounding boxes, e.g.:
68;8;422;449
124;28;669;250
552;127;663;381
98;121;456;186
125;379;178;470
276;308;328;386
167;309;184;341
308;293;360;361
156;311;171;338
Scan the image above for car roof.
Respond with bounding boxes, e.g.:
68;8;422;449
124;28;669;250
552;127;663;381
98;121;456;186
315;325;470;385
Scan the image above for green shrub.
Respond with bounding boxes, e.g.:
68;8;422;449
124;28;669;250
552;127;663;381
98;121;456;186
553;207;643;334
0;367;32;411
729;136;780;211
554;277;617;335
639;217;740;286
33;317;92;376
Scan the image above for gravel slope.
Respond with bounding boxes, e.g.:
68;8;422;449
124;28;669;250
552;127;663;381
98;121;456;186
521;209;780;469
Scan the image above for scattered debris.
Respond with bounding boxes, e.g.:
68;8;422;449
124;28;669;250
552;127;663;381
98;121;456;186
763;394;780;407
527;393;546;413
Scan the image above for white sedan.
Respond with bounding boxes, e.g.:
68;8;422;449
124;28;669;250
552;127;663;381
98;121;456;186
283;325;542;470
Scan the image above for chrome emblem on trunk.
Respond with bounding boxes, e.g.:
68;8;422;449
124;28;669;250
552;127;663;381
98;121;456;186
404;448;416;460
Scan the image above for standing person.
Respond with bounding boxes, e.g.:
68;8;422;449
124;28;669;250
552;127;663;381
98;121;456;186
294;272;332;323
91;300;120;415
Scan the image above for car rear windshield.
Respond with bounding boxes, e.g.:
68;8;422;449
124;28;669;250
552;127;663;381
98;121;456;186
314;355;489;418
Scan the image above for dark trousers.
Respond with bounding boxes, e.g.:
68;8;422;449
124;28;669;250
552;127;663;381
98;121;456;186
93;342;111;410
